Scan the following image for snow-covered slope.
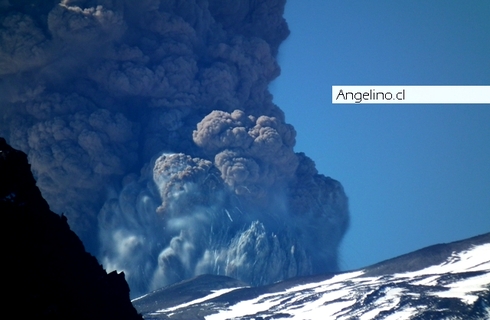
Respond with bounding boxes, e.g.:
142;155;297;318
133;233;490;319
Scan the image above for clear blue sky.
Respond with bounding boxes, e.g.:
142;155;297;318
270;1;490;270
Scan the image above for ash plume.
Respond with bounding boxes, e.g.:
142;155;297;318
0;0;349;297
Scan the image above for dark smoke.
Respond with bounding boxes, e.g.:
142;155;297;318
0;0;349;297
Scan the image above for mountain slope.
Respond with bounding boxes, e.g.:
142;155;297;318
133;233;490;319
1;138;142;319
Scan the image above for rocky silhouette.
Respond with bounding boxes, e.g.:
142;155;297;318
1;137;142;319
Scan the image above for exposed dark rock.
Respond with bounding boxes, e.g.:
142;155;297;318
1;137;143;319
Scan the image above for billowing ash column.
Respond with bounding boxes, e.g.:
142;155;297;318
0;0;349;297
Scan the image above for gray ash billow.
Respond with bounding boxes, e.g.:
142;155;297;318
0;0;349;297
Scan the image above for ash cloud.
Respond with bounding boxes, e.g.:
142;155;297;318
0;0;349;297
193;109;298;199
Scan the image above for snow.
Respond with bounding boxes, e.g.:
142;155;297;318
359;288;405;320
293;300;356;319
382;307;418;320
139;242;490;320
409;275;439;286
155;287;242;314
428;272;490;304
285;270;365;293
131;293;149;302
396;243;490;278
204;243;489;320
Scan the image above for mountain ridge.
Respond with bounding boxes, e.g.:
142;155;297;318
133;232;490;319
363;232;490;276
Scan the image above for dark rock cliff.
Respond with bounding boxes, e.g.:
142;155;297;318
1;137;142;319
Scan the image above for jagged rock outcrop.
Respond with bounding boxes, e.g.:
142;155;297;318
1;137;142;319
